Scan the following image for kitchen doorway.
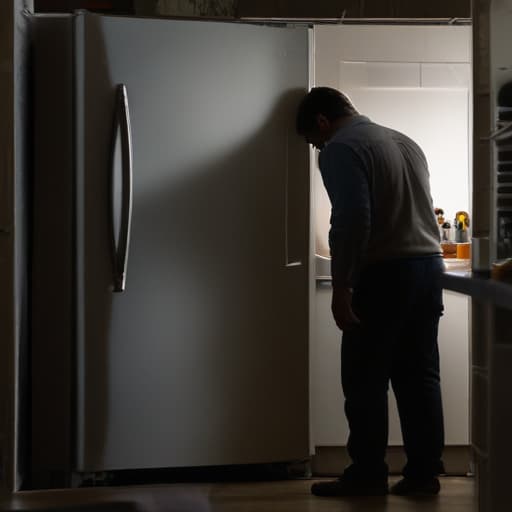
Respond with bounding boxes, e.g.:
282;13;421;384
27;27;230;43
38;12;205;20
310;24;472;475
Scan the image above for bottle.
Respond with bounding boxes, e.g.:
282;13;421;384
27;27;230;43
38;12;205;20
442;221;451;242
455;212;470;243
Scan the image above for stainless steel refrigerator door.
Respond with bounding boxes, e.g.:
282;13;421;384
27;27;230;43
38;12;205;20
74;13;310;471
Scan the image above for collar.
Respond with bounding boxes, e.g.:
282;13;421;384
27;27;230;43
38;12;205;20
324;115;371;148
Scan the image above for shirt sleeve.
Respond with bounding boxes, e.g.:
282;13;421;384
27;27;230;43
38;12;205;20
318;143;371;287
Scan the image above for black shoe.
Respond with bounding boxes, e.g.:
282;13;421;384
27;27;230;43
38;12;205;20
311;475;389;497
390;477;441;496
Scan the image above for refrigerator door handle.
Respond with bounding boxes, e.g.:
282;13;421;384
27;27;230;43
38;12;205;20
285;130;303;268
110;84;133;292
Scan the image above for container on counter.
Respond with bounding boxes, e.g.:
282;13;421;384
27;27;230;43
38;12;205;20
455;211;470;243
456;242;471;260
441;241;457;258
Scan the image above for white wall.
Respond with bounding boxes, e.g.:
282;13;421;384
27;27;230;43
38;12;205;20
311;25;471;449
314;26;472;257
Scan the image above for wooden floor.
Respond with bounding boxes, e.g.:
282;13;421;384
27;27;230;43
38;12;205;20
2;477;476;512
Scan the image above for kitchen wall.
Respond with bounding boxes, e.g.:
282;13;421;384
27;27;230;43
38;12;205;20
134;0;471;19
161;0;236;16
237;0;471;19
313;29;472;256
135;0;237;17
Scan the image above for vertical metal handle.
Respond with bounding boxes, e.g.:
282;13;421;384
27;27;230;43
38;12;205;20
111;84;133;292
285;130;303;268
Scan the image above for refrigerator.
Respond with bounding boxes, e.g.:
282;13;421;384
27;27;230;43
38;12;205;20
31;12;311;485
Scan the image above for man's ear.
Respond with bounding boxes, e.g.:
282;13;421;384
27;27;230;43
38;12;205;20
316;114;330;131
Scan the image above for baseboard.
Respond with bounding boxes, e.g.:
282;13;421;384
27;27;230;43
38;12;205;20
311;445;472;476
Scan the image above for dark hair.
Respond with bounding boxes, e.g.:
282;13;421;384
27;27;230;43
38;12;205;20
296;87;358;135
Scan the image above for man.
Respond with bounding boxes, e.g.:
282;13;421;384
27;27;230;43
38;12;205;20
297;87;445;497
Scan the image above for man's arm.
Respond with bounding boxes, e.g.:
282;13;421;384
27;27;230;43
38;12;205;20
319;143;371;329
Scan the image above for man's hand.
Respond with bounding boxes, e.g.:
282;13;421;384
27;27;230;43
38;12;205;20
331;286;360;331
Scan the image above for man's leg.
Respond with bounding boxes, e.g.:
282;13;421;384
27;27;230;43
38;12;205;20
341;325;390;480
311;323;390;497
311;268;394;497
391;336;444;479
390;257;445;494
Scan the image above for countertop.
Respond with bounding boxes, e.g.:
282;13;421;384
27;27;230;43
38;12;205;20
441;268;512;309
316;256;512;309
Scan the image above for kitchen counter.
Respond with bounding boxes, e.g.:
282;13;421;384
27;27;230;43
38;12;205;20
316;255;512;309
442;268;512;309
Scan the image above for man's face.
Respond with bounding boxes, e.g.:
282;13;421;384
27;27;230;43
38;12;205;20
303;114;332;151
304;129;326;151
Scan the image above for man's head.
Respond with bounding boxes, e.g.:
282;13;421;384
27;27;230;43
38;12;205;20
296;87;358;150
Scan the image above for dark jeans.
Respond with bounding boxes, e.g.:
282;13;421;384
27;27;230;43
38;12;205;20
341;255;445;480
